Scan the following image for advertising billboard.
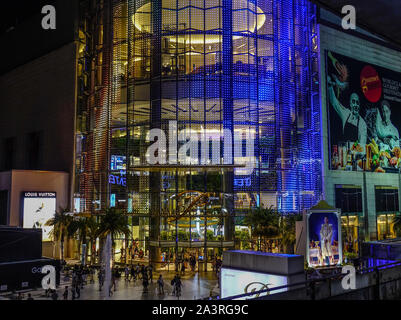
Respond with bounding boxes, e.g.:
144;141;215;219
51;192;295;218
326;51;401;173
220;267;288;299
22;192;56;241
306;210;342;267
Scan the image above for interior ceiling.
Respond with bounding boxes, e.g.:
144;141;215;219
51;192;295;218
311;0;401;50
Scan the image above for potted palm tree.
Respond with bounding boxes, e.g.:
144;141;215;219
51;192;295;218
45;208;73;263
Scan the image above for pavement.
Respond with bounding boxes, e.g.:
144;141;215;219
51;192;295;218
2;270;220;301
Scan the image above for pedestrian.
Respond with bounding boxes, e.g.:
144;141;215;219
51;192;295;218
136;263;141;279
157;274;164;295
171;274;178;296
27;293;34;300
71;286;76;300
141;264;145;279
148;264;153;283
191;255;196;272
51;289;59;300
125;265;130;281
63;286;69;300
130;264;136;281
181;263;186;275
76;283;81;298
175;276;182;298
98;269;104;291
142;272;149;292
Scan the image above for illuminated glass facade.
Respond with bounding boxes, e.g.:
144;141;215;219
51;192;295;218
75;0;322;267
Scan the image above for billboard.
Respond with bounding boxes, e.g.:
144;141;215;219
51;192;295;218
306;210;342;267
220;267;288;299
22;192;56;241
326;51;401;173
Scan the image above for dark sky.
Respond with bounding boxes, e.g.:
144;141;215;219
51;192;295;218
1;0;56;34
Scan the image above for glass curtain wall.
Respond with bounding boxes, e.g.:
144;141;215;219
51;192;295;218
75;0;322;269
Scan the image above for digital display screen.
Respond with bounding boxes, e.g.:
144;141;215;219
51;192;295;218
111;155;126;171
22;192;56;241
220;267;288;300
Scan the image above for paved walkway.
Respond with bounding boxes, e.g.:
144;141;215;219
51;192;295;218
3;270;220;301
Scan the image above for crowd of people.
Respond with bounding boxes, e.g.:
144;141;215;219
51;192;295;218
10;253;223;300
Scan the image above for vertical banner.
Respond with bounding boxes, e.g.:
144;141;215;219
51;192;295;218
306;209;342;267
22;192;57;241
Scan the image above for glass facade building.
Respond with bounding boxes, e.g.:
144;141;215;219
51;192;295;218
75;0;322;267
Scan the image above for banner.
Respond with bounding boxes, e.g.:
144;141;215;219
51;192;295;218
22;192;56;241
326;51;401;173
306;210;342;267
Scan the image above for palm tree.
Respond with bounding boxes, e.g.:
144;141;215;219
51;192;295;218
86;217;100;265
98;208;131;264
243;206;280;251
68;216;98;265
279;214;300;254
45;208;73;262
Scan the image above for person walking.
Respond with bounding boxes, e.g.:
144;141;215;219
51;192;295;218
175;276;182;299
27;293;34;300
142;272;149;293
181;262;186;275
124;265;130;282
75;283;81;299
148;264;153;283
157;274;164;295
130;264;136;282
98;269;104;291
141;264;146;280
71;285;76;300
136;263;141;280
63;286;69;300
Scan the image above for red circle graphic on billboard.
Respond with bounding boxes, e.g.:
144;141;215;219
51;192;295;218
360;65;382;103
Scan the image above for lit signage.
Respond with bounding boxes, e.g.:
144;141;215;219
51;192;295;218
22;192;57;241
109;175;126;187
111;155;126;171
234;178;252;187
221;267;288;300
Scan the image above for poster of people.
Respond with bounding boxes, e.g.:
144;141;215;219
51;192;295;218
307;210;342;267
326;51;401;173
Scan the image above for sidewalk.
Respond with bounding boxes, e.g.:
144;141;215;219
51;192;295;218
3;270;219;301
